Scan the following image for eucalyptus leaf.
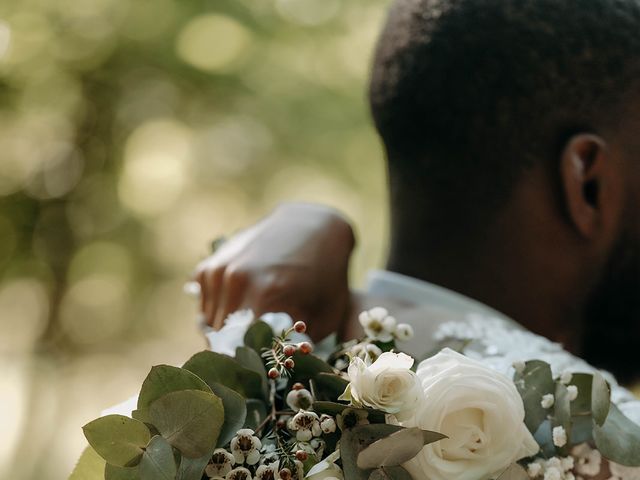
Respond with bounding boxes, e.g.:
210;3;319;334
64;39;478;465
496;463;529;480
315;372;350;400
593;403;640;466
183;351;265;399
341;424;406;480
149;389;224;458
291;352;333;382
137;365;211;419
368;466;414;480
568;373;593;415
209;382;247;447
68;446;105;480
83;415;151;467
591;371;611;427
105;464;140;480
138;436;177;480
513;360;555;433
235;346;268;397
357;427;446;469
243;320;273;353
552;383;572;438
244;399;268;430
176;454;211;480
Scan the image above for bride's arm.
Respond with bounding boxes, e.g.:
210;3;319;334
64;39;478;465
194;203;357;341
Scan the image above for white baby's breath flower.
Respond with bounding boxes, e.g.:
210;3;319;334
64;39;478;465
543;467;561;480
395;323;415;341
347;352;421;417
400;348;539;480
567;385;578;401
559;371;573;385
205;449;235;477
513;361;526;374
572;443;602;477
358;307;397;342
289;410;322;441
230;429;262;465
552;426;567;448
561;456;574;472
541;393;555;409
527;461;542;478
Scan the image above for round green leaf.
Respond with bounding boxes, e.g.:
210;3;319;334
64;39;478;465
149;389;224;458
183;351;265;399
591;371;611;427
137;365;211;419
209;382;247;447
513;360;554;433
83;415;151;467
357;427;446;469
69;446;106;480
139;436;177;480
105;463;140;480
593;404;640;466
243;320;273;353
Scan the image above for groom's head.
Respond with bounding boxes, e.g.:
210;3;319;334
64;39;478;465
368;0;640;378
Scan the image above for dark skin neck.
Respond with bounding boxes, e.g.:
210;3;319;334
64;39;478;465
386;168;599;354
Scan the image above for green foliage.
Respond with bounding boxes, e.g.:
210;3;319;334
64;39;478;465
105;464;140;480
591;371;611;427
341;424;406;480
593;404;640;466
137;365;212;422
357;427;446;469
149;389;224;458
83;415;151;467
244;398;268;431
183;351;265;399
69;447;105;480
175;454;212;480
315;372;350;400
138;436;177;480
368;466;414;480
513;360;555;433
208;382;248;447
244;320;274;353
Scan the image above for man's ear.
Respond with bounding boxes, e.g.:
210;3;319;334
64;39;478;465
559;133;622;239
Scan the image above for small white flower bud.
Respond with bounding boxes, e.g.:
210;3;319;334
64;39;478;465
541;393;555;409
559;371;573;385
567;385;578;401
552;426;567;447
513;361;526;374
527;461;542;477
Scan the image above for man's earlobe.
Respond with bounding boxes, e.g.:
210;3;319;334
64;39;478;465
559;134;610;238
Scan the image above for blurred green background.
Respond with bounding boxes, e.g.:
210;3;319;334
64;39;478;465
0;0;390;478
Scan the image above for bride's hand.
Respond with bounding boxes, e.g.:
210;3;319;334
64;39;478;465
193;203;356;341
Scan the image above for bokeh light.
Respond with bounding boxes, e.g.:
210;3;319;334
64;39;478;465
0;0;391;478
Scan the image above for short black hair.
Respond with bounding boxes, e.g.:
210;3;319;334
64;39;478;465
370;0;640;227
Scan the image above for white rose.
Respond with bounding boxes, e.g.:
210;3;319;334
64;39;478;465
347;352;421;417
306;464;344;480
401;348;539;480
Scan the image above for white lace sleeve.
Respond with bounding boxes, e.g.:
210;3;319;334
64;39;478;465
433;313;640;424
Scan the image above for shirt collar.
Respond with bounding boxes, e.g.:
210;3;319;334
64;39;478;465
366;269;514;323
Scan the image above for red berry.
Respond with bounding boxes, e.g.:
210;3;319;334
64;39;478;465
283;344;296;356
284;358;295;369
276;419;287;429
295;450;309;461
279;468;292;480
298;342;313;355
268;368;280;379
294;321;307;333
292;382;305;390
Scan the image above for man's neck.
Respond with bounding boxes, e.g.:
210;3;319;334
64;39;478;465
386;243;585;354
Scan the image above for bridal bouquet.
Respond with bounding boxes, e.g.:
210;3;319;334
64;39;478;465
72;308;640;480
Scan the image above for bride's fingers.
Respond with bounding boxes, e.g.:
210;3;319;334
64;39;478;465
204;266;225;329
214;266;249;328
